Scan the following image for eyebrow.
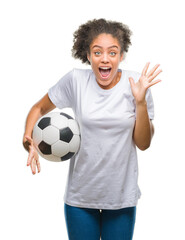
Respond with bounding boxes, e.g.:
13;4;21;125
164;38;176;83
92;45;119;49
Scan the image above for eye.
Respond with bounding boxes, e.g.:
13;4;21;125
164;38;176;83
94;51;101;56
110;52;116;56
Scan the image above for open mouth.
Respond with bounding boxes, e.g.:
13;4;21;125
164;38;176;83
99;67;112;79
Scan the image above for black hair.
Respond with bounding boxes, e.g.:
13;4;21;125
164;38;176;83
72;18;132;65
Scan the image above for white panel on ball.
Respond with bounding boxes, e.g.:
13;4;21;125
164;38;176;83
42;125;59;145
51;115;68;129
68;119;80;135
39;151;62;162
69;135;81;152
52;141;69;157
32;125;42;146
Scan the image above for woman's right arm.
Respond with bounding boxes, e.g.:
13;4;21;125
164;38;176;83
23;93;56;174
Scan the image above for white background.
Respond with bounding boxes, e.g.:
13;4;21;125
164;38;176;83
0;0;184;239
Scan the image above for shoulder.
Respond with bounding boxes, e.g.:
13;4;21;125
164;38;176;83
73;68;93;78
68;68;93;90
58;68;92;85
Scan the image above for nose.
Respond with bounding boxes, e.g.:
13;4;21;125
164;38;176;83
101;53;109;63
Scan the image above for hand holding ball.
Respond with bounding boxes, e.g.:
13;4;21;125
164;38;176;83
32;112;81;162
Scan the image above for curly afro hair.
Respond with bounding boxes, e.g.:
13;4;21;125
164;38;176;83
72;18;132;65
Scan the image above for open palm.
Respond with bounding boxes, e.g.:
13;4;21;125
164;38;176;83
129;62;162;103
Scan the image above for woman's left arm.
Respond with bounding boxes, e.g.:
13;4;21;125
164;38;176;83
133;101;154;150
129;62;162;151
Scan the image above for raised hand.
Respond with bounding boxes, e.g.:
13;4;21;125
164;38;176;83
24;135;41;175
129;62;162;104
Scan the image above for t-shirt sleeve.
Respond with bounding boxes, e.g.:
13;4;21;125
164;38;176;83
145;88;154;120
48;69;74;109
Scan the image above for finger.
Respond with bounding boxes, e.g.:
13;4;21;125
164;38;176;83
129;77;135;87
148;79;162;87
148;69;162;82
142;62;150;76
31;158;36;175
147;64;160;77
37;160;41;173
27;149;34;166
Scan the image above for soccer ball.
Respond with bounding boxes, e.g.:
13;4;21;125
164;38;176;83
32;112;81;162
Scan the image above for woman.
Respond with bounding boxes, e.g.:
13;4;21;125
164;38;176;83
23;19;162;240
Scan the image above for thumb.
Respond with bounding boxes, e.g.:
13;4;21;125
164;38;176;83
129;77;135;87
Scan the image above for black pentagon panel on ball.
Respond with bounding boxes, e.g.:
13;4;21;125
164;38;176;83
38;117;51;130
60;112;73;119
61;152;75;161
60;127;73;143
38;141;52;155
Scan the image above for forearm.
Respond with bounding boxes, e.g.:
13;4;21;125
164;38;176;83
24;105;42;137
23;105;42;151
133;101;154;150
23;94;56;151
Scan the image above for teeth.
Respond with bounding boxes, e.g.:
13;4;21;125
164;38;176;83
100;67;111;70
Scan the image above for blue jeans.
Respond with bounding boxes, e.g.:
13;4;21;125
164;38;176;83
64;203;136;240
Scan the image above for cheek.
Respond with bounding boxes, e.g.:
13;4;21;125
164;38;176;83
90;59;99;69
113;58;121;67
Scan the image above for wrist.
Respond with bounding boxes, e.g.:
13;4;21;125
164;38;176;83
23;140;30;152
135;100;147;107
23;134;32;152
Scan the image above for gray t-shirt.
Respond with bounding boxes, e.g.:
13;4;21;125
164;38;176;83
48;68;154;210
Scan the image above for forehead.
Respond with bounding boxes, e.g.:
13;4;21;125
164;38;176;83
90;33;120;49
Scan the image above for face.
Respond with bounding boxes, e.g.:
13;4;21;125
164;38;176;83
87;33;124;89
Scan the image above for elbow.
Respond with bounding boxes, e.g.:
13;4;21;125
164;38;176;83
138;145;150;151
137;142;151;151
